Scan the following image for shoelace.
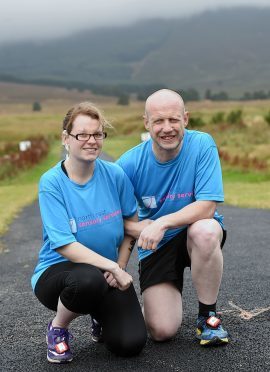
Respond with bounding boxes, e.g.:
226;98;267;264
54;329;74;344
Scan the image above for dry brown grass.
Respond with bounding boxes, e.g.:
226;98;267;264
0;82;117;114
0;81;269;229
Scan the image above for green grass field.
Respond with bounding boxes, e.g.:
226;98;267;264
0;141;61;236
0;83;269;238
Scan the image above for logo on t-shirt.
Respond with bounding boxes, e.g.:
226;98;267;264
142;196;157;209
69;218;77;233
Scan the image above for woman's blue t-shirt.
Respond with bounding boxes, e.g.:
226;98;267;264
31;159;137;290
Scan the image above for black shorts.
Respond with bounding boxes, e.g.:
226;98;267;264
139;228;226;294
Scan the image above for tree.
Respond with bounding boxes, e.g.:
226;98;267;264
33;101;42;111
180;88;200;102
205;89;212;100
211;91;229;101
117;94;130;106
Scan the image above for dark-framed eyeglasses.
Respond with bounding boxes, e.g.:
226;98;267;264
69;132;107;141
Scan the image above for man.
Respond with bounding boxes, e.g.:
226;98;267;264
117;89;229;346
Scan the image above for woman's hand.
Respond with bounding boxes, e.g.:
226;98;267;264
110;266;133;291
104;271;118;288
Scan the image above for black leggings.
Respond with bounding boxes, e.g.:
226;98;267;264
35;261;147;357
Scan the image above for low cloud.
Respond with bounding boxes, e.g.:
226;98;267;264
0;0;269;44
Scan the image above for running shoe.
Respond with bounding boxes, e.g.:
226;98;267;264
196;311;229;346
46;321;73;363
90;317;103;343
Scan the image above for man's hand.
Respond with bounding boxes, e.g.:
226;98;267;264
138;219;153;230
124;219;153;238
137;220;166;250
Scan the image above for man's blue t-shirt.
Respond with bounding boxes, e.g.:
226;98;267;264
31;159;137;290
117;130;224;260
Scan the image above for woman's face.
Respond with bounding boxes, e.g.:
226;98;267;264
65;114;104;163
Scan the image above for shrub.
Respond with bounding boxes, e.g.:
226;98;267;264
227;110;243;124
264;111;270;125
33;101;42;111
211;112;225;124
188;117;205;128
117;94;129;106
0;137;49;180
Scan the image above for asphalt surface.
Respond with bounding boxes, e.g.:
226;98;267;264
0;158;269;371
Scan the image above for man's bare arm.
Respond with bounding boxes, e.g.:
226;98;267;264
138;200;217;250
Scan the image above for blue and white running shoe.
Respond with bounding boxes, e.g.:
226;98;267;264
46;321;73;363
196;311;229;346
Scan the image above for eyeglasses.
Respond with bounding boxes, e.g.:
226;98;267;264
69;132;107;141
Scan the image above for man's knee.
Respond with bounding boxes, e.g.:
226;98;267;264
143;282;182;341
146;319;181;342
188;220;222;258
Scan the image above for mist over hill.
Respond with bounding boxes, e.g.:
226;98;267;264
0;7;269;97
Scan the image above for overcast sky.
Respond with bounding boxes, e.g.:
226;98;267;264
1;0;269;44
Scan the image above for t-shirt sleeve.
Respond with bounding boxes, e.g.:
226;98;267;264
115;166;137;218
195;140;224;202
39;176;77;250
116;155;135;184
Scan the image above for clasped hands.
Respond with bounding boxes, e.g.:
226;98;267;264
104;266;132;291
104;219;165;289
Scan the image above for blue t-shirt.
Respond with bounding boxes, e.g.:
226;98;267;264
117;130;224;260
31;159;137;290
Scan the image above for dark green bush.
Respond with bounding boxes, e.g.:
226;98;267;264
211;112;225;124
227;110;243;124
32;101;42;111
264;111;270;125
117;94;130;106
188;117;205;128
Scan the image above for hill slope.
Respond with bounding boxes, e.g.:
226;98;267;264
0;7;269;96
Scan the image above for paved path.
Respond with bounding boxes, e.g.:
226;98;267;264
0;160;269;371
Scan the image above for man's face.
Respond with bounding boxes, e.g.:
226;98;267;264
144;100;188;161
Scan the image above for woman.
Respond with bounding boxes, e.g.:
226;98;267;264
31;102;147;363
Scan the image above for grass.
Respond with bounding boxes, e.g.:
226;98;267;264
0;141;61;236
222;167;270;209
0;113;61;142
103;135;270;210
222;167;270;183
0;84;269;240
224;180;270;209
102;134;141;159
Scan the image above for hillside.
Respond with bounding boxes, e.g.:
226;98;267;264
0;7;269;96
